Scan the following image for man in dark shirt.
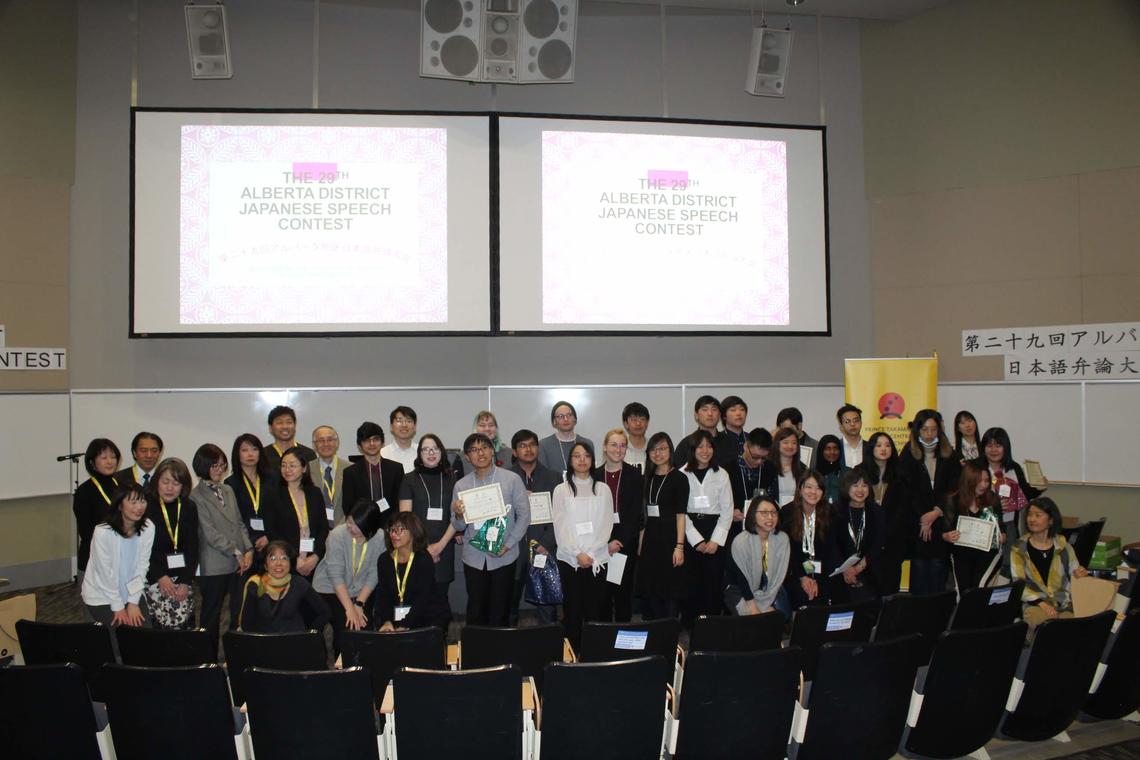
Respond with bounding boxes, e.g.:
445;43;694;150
508;428;563;625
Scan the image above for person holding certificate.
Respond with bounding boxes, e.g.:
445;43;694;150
1010;498;1087;629
595;428;644;623
508;429;563;625
267;449;328;580
636;432;689;620
781;471;855;608
726;496;790;618
451;433;532;626
681;430;734;627
942;462;1004;592
143;458;200;630
398;434;458;607
552;442;614;649
226;433;273;572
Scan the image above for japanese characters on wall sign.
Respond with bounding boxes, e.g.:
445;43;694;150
961;322;1139;381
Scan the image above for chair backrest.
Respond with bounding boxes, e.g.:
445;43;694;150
0;663;103;760
245;667;379;760
539;657;666;760
948;581;1024;631
101;664;239;760
674;649;801;760
999;610;1115;741
393;664;522;760
461;623;565;690
902;622;1027;759
221;630;326;706
15;620;116;701
788;598;880;681
116;626;216;667
339;626;446;707
579;617;680;686
1069;518;1106;568
872;590;956;662
795;635;924;760
688;611;784;654
1083;609;1140;721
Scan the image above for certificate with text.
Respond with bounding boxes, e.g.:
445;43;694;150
529;492;553;525
458;482;507;523
956;515;996;552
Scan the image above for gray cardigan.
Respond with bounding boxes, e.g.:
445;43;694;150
537;433;595;476
728;530;790;614
312;523;382;598
192;480;253;576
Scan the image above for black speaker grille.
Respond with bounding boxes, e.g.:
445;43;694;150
425;0;464;34
523;0;559;39
440;35;479;76
536;38;572;79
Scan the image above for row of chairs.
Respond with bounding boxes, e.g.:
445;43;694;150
3;607;1138;759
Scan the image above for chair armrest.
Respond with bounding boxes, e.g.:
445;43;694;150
563;638;576;662
448;643;460;669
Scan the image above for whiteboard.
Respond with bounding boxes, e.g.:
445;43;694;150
0;393;72;498
1084;383;1140;485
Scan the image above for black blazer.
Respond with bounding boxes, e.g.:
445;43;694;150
73;474;120;572
225;471;275;547
593;462;645;551
341;458;404;527
266;482;329;560
672;430;737;469
839;440;875;469
897;450;961;560
372;550;450;630
780;501;855;582
145;496;200;585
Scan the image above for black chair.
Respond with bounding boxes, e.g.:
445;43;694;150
15;619;116;701
900;622;1027;759
116;625;216;667
461;623;566;692
0;663;108;760
1083;609;1140;720
101;663;241;760
579;617;680;687
245;667;379;760
539;657;666;760
788;597;879;681
688;611;784;653
872;590;956;663
339;626;446;709
1068;518;1106;568
669;649;801;760
793;635;924;760
998;610;1115;741
393;664;523;760
222;630;326;706
948;581;1024;631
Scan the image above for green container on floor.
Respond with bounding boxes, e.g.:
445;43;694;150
1089;535;1122;570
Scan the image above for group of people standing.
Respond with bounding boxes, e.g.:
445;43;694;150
74;395;1087;655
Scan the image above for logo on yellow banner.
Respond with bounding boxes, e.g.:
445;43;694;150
844;358;938;449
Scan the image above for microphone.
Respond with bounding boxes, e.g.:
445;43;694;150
57;452;84;462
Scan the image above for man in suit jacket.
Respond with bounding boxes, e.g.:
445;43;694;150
309;425;350;527
836;403;873;469
114;431;163;488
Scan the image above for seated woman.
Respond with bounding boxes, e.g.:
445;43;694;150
373;512;451;632
834;468;885;600
237;540;330;634
726;496;790;619
1010;497;1087;629
781;470;855;608
81;482;154;629
313;499;383;652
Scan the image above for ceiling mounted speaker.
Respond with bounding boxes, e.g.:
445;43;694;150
483;10;519;82
421;0;483;81
184;4;233;80
518;0;577;83
745;27;793;97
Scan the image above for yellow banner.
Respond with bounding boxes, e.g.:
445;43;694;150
844;358;938;450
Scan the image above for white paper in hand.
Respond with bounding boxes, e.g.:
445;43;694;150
606;552;627;585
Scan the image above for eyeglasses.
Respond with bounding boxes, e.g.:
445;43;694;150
465;445;492;454
388;524;408;534
267;554;289;562
757;510;780;517
313;436;338;445
554;413;575;420
209;462;227;470
420;446;441;455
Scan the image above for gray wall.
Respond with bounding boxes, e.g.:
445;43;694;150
70;0;871;389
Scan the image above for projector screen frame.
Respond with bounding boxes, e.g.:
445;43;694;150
491;111;832;337
129;106;499;339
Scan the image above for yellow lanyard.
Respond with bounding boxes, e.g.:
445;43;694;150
243;473;261;514
352;538;368;576
288;488;308;529
161;498;181;550
273;442;286;456
761;536;768;574
393;552;415;603
91;476;119;505
323;459;338;503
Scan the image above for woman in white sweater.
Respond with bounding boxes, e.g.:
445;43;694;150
552;442;613;650
81;482;155;628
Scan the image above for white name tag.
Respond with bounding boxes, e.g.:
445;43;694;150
300;538;315;553
127;576;144;596
166;553;186;570
576;521;594;536
427;507;444;521
376;498;391;512
813;560;823;575
394;605;410;622
486;526;500;542
533;554;548;569
249;518;265;531
998;483;1012;498
646;504;660;518
1002;511;1015;523
693;495;712;512
326;507;335;522
613;511;621;524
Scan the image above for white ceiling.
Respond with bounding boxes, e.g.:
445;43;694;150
598;0;957;21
